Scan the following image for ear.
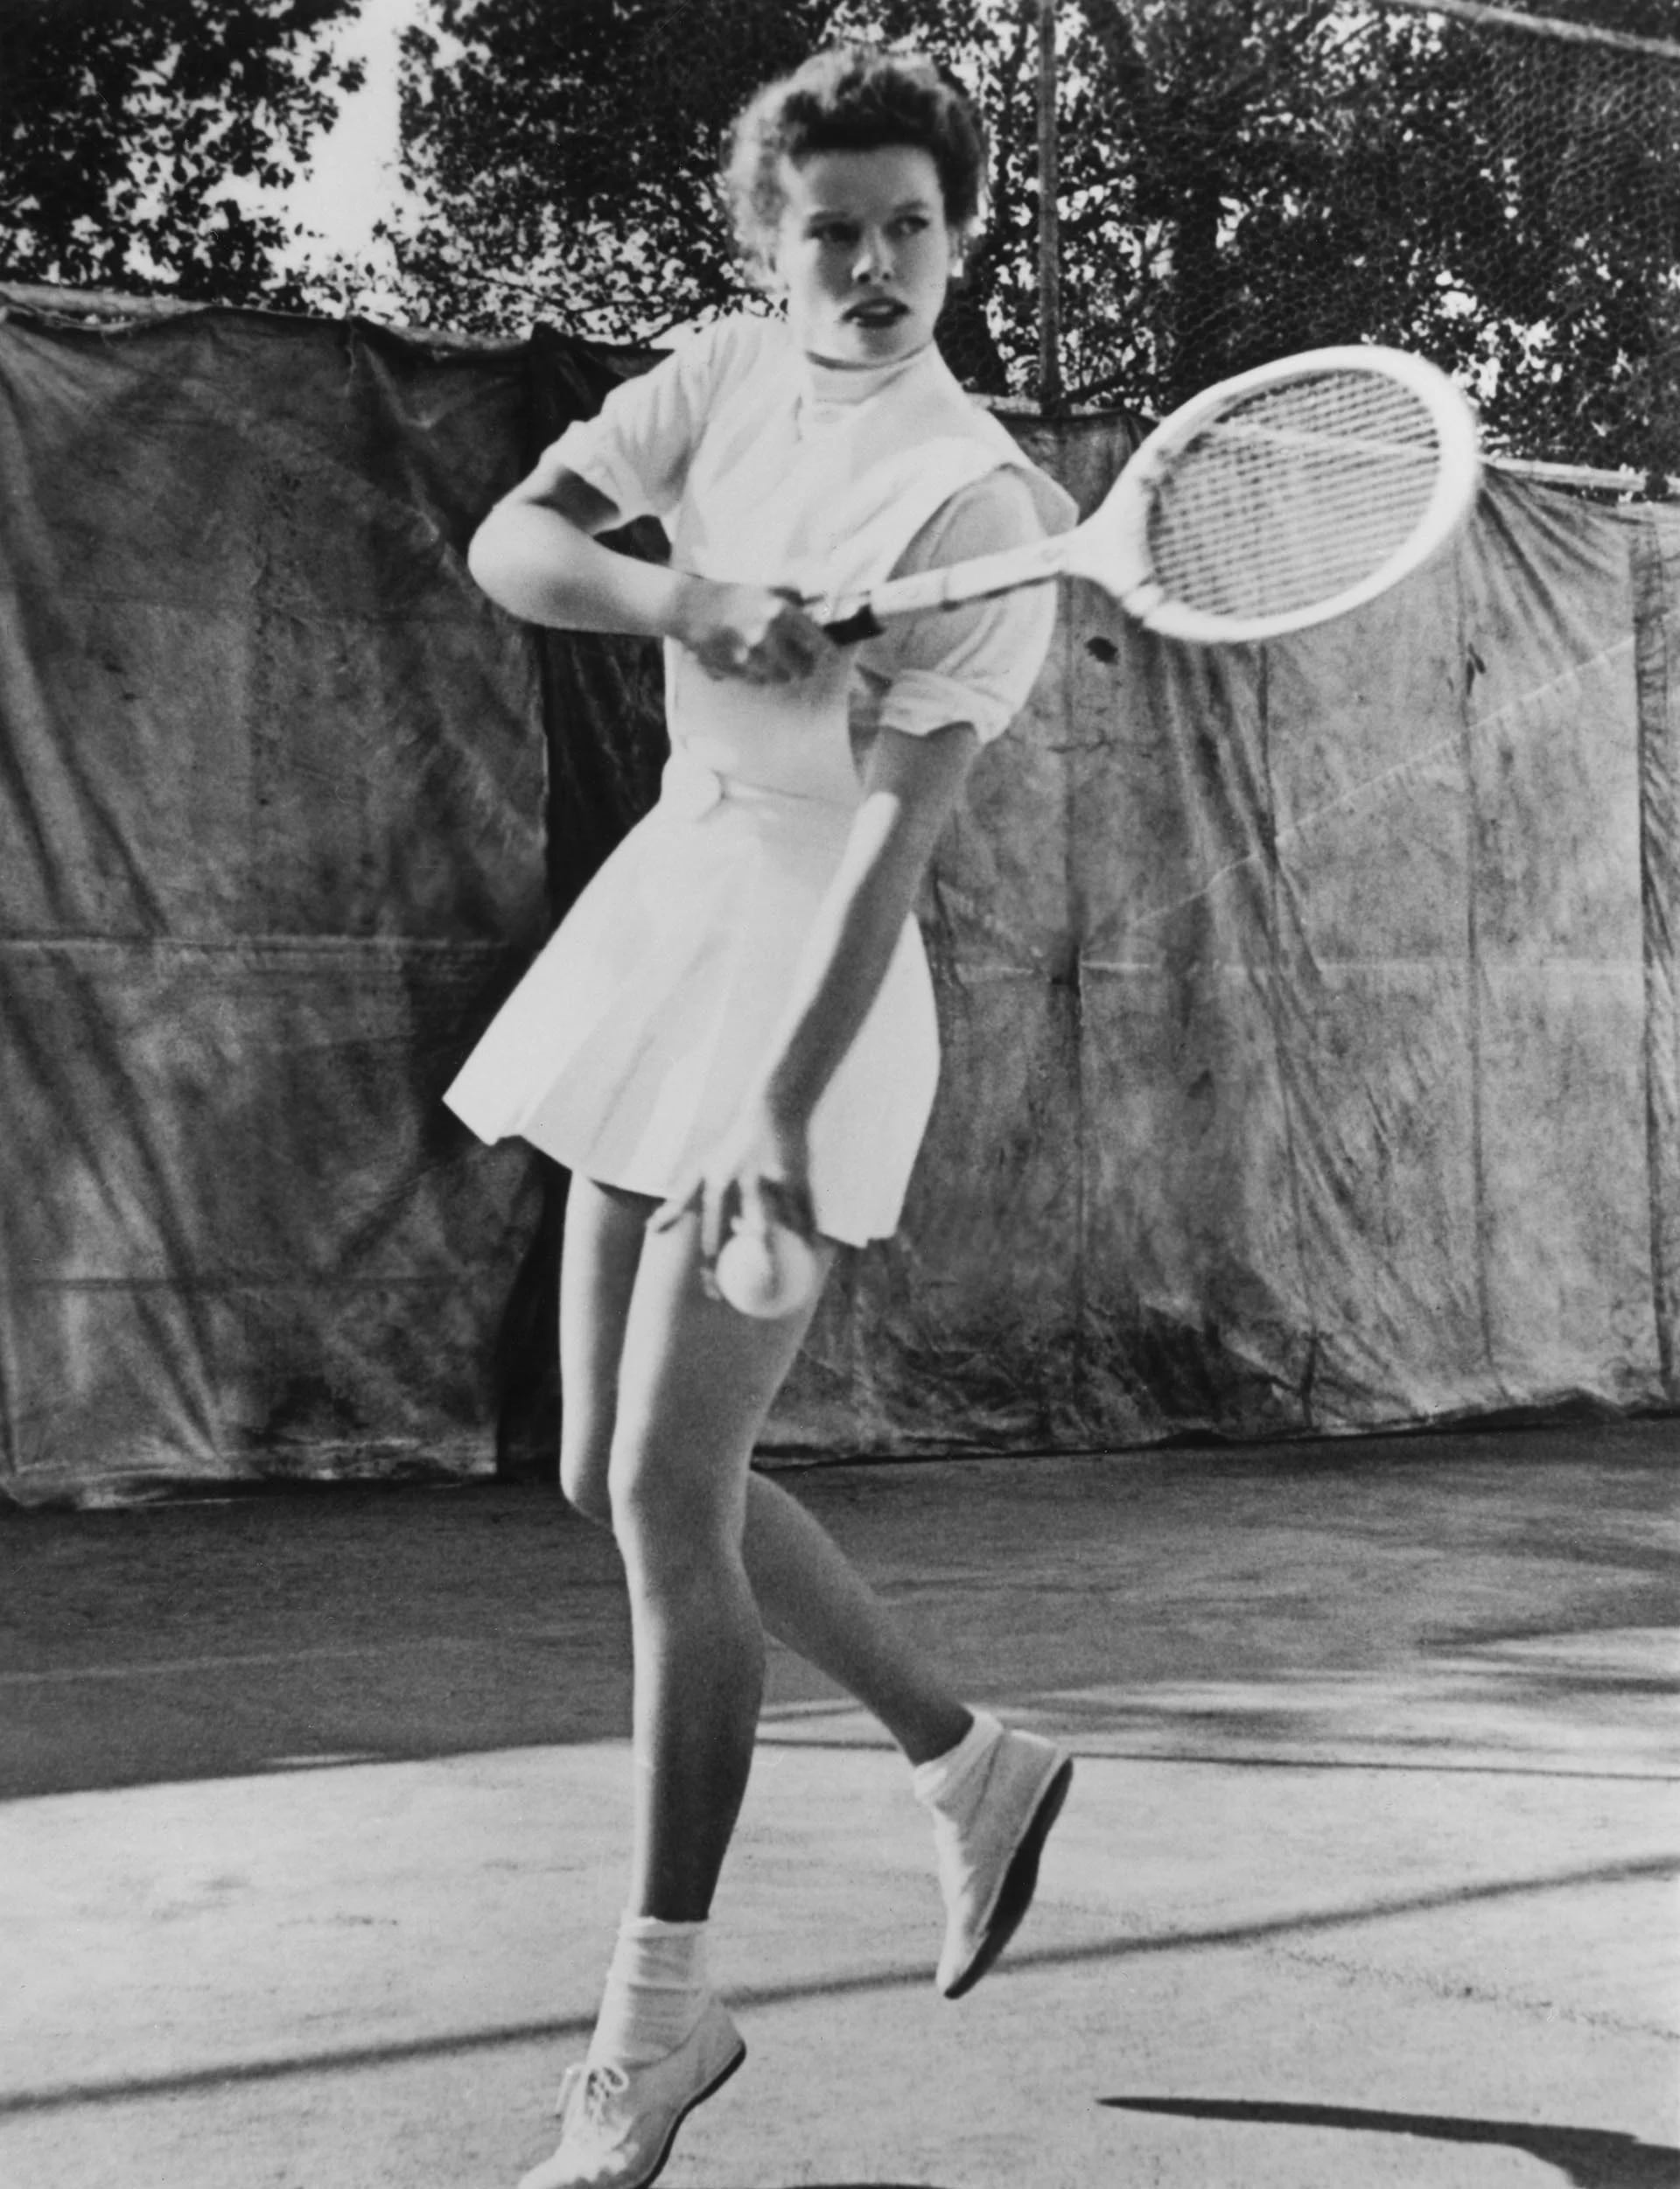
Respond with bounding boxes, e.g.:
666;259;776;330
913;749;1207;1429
948;215;984;288
756;226;788;299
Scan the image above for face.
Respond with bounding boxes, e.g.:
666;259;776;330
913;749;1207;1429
769;143;957;369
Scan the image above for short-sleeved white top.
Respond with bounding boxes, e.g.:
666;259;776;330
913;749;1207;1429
444;316;1074;1242
550;314;1075;789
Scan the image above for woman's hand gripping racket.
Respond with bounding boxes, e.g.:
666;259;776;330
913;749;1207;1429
814;347;1481;648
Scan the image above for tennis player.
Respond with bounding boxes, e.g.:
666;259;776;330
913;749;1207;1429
446;45;1077;2189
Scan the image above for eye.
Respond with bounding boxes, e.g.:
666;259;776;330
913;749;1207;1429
892;213;931;238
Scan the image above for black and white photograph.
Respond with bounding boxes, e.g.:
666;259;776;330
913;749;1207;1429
2;2;1677;2185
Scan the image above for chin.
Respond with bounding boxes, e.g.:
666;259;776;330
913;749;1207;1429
800;312;929;371
844;320;922;362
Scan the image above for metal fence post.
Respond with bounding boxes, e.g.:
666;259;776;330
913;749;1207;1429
1037;0;1063;412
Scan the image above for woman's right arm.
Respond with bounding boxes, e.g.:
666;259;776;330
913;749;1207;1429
466;454;825;682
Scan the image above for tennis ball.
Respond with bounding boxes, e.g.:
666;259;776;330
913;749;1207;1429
716;1223;818;1319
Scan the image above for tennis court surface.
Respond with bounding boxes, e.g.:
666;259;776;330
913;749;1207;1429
4;1417;1676;2188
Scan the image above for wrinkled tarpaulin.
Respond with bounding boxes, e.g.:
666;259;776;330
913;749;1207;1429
0;302;1676;1504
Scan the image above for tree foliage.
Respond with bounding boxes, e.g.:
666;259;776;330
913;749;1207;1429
0;0;1670;469
1051;0;1678;468
390;0;1677;469
0;0;364;307
394;1;942;341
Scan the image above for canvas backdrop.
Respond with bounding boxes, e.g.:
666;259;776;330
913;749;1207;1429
1;297;1675;1504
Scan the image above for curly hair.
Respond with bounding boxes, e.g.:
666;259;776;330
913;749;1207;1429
722;44;989;284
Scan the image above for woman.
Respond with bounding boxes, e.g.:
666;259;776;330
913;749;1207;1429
447;45;1077;2189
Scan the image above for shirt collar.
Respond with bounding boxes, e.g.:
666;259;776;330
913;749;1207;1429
794;339;942;425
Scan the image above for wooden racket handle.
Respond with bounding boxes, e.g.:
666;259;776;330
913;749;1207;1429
816;532;1074;646
822;604;886;645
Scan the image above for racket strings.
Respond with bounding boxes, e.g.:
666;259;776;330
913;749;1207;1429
1147;374;1445;623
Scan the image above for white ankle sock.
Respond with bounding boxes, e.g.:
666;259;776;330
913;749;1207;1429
589;1914;710;2068
912;1709;1003;1816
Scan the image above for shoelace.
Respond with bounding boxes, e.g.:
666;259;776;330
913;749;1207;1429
554;2059;629;2135
569;2057;639;2144
579;2064;629;2121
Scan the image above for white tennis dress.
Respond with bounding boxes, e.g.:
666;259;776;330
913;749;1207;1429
444;316;1075;1245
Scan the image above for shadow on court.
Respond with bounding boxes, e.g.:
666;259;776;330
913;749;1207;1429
3;1847;1670;2119
1102;2101;1680;2188
4;1416;1676;1800
3;1416;1676;2188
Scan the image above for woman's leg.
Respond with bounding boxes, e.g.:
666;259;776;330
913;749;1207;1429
741;1474;971;1764
553;1179;1068;2039
556;1178;647;1524
559;1180;969;1773
598;1199;828;1920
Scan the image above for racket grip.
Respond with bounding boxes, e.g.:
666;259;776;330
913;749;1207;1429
822;603;886;647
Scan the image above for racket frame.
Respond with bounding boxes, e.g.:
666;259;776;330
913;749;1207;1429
816;345;1480;649
1096;345;1482;645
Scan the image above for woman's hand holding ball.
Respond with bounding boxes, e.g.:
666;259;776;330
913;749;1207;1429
715;1220;820;1318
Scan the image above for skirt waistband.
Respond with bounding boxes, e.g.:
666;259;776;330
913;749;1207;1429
655;749;859;838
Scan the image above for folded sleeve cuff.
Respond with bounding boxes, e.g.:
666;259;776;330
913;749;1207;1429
876;666;1014;745
870;575;1060;746
545;418;660;527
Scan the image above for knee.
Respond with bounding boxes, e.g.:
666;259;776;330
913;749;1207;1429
557;1428;613;1529
606;1437;742;1584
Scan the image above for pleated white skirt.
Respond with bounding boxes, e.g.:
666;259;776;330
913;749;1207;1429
444;754;940;1246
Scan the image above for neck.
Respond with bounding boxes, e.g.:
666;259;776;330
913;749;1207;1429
803;338;935;375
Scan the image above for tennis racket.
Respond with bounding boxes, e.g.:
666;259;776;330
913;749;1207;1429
815;346;1481;649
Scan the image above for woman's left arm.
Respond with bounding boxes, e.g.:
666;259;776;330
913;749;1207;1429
653;718;977;1263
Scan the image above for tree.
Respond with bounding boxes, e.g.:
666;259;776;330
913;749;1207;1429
1042;0;1677;465
393;0;997;345
0;0;364;308
2;0;1670;471
390;0;1676;468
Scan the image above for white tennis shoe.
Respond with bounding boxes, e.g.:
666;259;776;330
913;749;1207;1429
516;1995;746;2189
932;1726;1073;1998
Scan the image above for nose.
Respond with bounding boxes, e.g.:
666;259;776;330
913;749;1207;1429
851;228;893;284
